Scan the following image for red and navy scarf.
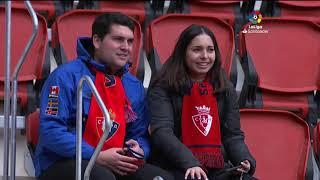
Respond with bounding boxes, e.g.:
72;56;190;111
83;68;137;150
181;81;224;168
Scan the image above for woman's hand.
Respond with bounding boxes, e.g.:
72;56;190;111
237;160;250;174
185;166;208;180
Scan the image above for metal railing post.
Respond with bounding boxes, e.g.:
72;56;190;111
9;1;38;180
3;1;12;180
76;75;113;180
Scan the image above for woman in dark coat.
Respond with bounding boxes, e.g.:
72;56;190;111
147;24;256;180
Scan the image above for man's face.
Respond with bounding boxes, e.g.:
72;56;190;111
93;24;134;72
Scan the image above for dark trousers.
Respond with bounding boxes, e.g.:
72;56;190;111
39;159;174;180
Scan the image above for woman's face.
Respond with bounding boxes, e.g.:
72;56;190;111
185;33;215;80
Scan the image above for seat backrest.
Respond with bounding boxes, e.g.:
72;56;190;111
0;8;49;109
148;14;235;77
97;1;147;26
240;109;310;180
239;18;320;120
26;110;40;152
240;18;320;93
273;1;320;23
187;0;243;25
0;1;63;26
52;10;143;77
76;0;148;25
0;7;48;82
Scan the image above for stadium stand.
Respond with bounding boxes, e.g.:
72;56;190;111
239;18;319;125
1;1;319;178
239;17;320;169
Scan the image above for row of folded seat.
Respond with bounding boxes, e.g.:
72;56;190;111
241;20;320;178
0;1;319;179
0;0;149;27
0;0;168;28
2;0;320;27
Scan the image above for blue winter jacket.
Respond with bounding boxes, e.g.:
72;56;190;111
33;37;150;177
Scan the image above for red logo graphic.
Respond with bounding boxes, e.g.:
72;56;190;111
96;117;119;141
192;106;212;136
50;86;60;95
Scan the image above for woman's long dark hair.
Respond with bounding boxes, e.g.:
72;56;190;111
150;24;227;95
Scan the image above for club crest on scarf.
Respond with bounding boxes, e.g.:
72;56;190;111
192;105;212;136
96;116;120;140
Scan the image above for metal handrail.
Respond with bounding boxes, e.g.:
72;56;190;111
9;1;38;180
3;1;11;180
76;75;113;180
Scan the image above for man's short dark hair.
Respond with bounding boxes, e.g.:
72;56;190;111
92;12;135;39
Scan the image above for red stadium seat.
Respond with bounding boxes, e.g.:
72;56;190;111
76;0;151;26
51;10;144;79
167;0;254;25
26;110;40;153
239;18;320;124
261;1;320;24
186;0;243;26
0;1;65;26
240;109;311;180
148;14;237;82
166;0;255;43
96;1;148;26
0;7;50;114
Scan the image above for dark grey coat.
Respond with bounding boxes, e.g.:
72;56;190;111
147;81;256;175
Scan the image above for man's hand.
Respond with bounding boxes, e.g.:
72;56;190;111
96;148;139;176
125;139;144;157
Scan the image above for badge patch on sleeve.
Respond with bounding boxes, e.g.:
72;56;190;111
49;86;60;98
45;86;60;116
45;106;58;116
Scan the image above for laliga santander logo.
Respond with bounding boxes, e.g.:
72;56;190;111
249;11;262;25
243;11;268;34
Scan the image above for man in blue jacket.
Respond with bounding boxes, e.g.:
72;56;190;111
34;12;172;180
